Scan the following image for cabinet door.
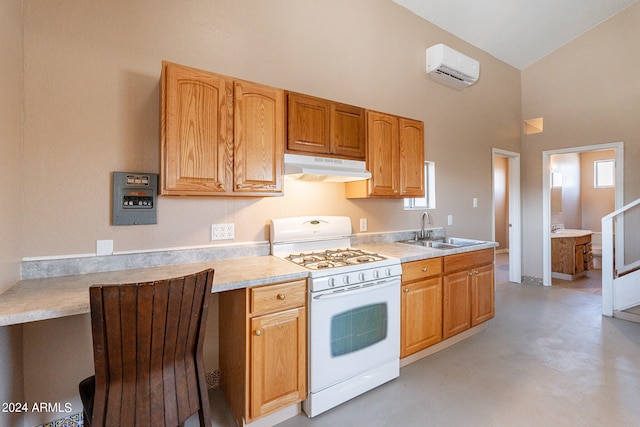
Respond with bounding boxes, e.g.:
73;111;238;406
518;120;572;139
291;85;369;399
575;244;585;274
471;263;495;326
250;307;306;421
443;271;472;339
234;80;284;195
401;277;442;357
287;93;331;155
161;62;233;195
367;111;399;196
398;118;425;197
331;103;365;159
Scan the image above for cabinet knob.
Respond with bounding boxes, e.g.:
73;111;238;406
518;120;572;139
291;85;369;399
277;293;286;300
422;267;428;272
218;183;225;190
474;270;479;275
236;184;244;189
255;329;262;336
468;271;473;276
403;288;409;293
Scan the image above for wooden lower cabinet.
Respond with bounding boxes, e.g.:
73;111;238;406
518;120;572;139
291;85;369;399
442;248;495;340
401;258;443;357
219;280;306;426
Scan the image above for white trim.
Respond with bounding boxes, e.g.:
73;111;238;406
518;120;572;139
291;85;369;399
492;148;522;283
542;142;624;286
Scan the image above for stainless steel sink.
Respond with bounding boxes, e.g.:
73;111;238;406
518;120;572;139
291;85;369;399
397;237;486;249
398;239;458;249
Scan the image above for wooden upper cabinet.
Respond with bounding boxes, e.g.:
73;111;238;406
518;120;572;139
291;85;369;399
286;92;365;160
399;118;425;197
346;111;424;198
160;61;284;196
234;80;284;194
287;93;331;155
368;111;400;196
331;102;366;159
161;61;233;195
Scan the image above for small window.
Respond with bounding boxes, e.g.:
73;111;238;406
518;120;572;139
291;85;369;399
404;161;436;210
594;160;615;188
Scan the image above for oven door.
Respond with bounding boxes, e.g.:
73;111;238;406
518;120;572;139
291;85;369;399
308;278;400;393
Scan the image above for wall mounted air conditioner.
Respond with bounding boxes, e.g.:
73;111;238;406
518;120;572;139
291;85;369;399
426;43;480;89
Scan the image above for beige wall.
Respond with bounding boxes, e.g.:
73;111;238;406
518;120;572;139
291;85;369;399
0;1;25;426
493;156;509;250
21;0;521;259
521;2;640;278
581;150;616;232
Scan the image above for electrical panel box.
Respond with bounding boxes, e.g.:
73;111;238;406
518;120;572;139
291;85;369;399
112;172;158;225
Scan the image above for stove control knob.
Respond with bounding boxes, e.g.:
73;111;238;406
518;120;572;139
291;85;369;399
385;268;392;277
373;270;380;279
359;272;366;281
328;278;336;287
343;276;350;284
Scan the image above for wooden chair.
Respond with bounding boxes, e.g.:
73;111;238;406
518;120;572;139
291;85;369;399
79;268;215;427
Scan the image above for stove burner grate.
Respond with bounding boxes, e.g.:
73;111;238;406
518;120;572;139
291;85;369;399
285;248;386;270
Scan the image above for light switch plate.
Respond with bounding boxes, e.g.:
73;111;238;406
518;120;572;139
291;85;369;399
359;218;368;232
96;240;113;256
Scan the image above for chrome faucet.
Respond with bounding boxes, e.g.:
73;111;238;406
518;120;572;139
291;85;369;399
419;211;431;239
551;224;560;233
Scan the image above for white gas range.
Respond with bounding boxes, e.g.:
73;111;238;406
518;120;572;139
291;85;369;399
270;216;401;417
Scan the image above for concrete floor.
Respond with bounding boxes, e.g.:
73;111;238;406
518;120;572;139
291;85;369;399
206;253;640;427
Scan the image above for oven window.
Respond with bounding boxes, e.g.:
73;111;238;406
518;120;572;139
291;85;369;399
330;303;388;357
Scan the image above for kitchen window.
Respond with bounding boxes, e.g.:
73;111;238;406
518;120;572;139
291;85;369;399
594;159;615;188
404;161;436;210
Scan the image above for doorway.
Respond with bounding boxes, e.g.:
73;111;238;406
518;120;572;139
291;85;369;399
542;142;624;286
492;149;521;283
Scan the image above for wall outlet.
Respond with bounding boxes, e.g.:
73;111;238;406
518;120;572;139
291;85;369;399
447;214;453;226
211;223;234;240
359;218;368;232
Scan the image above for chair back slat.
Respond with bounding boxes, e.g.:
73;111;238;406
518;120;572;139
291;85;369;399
87;268;214;427
134;284;154;426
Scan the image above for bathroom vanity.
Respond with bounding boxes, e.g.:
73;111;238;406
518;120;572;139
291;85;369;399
551;230;594;280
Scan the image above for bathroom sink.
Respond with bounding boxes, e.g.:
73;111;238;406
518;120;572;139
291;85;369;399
551;229;592;238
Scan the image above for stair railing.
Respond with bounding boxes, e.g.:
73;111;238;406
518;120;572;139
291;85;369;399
602;197;640;316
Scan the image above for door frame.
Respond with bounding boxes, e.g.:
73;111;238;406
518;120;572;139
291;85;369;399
492;148;522;283
541;142;624;286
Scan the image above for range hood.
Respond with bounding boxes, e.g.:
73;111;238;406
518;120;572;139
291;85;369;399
284;153;371;182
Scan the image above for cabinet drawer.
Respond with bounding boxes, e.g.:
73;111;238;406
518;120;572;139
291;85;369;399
575;235;591;246
402;258;442;282
250;280;306;315
444;248;494;273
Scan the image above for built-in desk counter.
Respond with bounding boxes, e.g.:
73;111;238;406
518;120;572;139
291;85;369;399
0;256;308;327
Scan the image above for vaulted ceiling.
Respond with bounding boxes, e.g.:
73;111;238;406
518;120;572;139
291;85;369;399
392;0;639;69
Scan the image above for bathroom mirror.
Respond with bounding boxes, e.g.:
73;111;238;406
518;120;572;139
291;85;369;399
551;172;563;214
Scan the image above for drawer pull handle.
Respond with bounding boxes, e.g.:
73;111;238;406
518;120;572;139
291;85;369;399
422;267;428;272
255;329;262;336
277;293;286;300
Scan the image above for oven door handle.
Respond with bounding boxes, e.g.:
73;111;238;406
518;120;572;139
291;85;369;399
312;279;399;300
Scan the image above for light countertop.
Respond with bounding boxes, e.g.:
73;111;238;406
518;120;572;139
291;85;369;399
0;241;497;327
